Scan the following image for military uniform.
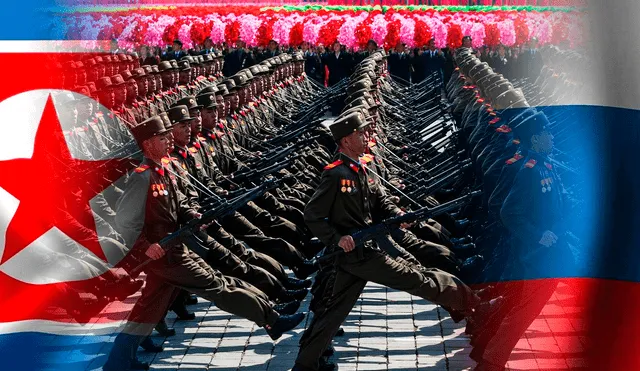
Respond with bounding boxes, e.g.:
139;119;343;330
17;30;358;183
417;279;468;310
295;114;479;371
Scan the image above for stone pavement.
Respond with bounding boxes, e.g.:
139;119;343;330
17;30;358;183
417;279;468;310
130;280;586;371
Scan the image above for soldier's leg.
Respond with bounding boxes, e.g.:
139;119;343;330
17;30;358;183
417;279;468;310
393;229;460;275
295;269;367;370
411;220;453;248
239;201;307;248
103;273;178;371
155;246;280;327
343;250;478;314
479;280;558;368
207;223;289;281
200;237;289;300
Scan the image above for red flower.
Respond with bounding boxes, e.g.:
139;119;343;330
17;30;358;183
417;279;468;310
225;20;240;45
384;19;401;50
413;18;432;48
355;22;372;50
289;23;304;47
484;23;500;48
447;23;463;50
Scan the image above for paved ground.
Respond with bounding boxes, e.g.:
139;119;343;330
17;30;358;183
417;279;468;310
125;280;586;371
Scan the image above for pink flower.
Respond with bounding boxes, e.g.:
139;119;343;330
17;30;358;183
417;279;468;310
498;19;516;47
370;14;388;47
470;22;486;49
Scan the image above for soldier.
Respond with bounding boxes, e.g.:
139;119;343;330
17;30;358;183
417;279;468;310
472;112;576;371
103;115;306;371
293;112;483;371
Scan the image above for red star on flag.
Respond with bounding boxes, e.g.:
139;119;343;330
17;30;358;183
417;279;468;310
0;94;135;264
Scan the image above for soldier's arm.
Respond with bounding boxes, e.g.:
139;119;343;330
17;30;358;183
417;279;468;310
500;168;546;244
304;169;342;247
176;187;201;223
115;171;151;251
373;181;402;219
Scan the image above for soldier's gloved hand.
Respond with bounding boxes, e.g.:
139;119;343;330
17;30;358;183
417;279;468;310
539;230;558;247
145;243;166;260
338;235;355;253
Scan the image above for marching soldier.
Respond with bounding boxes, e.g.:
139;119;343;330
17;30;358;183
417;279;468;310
294;112;483;371
103;115;306;371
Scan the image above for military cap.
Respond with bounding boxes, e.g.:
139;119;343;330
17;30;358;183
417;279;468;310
159;112;172;130
216;84;231;96
54;91;77;107
141;65;154;75
329;111;368;142
506;107;538;128
339;105;374;125
293;52;304;61
512;111;549;140
74;85;92;100
178;60;191;71
103;55;113;63
174;96;203;110
198;85;218;95
84;57;96;67
131;115;171;144
96;76;113;91
94;56;104;64
110;74;126;86
149;65;160;74
477;72;500;88
242;69;254;80
231;74;248;87
121;69;134;81
86;82;97;96
169;60;179;70
203;54;214;62
470;65;493;82
196;55;204;64
493;88;528;110
223;79;238;92
167;105;193;124
131;67;146;79
348;80;375;95
111;55;120;63
196;92;217;109
486;79;512;99
249;65;262;76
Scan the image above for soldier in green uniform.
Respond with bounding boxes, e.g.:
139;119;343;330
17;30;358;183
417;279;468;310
293;112;482;371
103;115;306;371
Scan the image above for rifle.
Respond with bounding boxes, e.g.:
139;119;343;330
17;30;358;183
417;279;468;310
317;191;481;263
129;179;282;275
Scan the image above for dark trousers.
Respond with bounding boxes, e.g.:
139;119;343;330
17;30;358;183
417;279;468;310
295;249;477;370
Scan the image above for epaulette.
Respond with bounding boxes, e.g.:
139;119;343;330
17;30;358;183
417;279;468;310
512;139;521;145
198;135;207;142
495;125;511;133
161;157;171;165
134;164;149;173
188;147;198;153
360;154;374;164
505;153;524;165
524;159;537;168
324;160;343;170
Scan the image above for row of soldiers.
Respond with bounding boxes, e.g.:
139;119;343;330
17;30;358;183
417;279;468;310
51;48;348;370
51;32;582;370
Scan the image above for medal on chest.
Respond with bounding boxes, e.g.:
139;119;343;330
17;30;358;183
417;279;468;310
540;177;552;193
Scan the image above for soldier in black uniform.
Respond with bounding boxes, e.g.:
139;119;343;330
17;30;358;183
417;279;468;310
293;112;482;371
102;115;305;371
473;112;576;371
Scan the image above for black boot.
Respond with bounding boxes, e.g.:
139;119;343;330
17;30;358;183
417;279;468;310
265;312;306;340
185;294;198;305
273;300;302;316
154;319;176;337
139;337;163;353
280;288;309;302
286;277;313;289
130;358;150;370
171;304;196;321
293;260;319;279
